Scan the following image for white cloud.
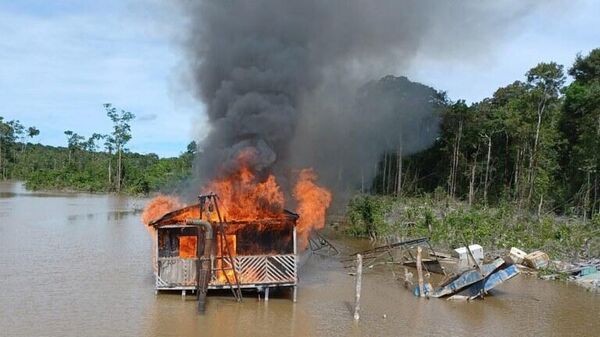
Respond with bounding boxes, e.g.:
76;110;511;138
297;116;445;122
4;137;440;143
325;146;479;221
406;1;600;102
0;1;203;157
1;0;598;157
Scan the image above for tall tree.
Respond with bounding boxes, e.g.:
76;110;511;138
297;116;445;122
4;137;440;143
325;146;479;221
83;133;104;152
27;126;40;140
26;126;40;147
440;100;478;199
524;62;565;207
0;118;20;178
487;81;530;202
561;49;600;218
8;120;25;155
104;103;135;193
64;130;85;165
103;135;115;186
22;126;41;152
0;117;11;179
186;140;198;154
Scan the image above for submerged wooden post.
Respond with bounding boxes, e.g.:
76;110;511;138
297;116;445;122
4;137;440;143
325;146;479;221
416;246;424;297
354;254;362;320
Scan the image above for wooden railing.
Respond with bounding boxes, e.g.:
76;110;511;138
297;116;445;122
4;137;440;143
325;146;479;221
157;254;297;289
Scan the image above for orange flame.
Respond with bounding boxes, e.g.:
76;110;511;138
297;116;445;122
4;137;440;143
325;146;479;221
141;194;183;225
216;234;237;282
293;168;332;248
141;150;332;251
141;194;183;270
205;149;284;221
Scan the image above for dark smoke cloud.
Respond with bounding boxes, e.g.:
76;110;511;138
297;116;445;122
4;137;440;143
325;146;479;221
178;0;538;201
291;75;445;201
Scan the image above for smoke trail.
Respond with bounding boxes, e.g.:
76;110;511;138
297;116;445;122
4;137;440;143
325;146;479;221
179;0;537;199
291;75;445;199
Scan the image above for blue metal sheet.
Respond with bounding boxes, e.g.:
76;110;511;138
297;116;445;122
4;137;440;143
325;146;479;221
414;258;506;298
449;263;519;299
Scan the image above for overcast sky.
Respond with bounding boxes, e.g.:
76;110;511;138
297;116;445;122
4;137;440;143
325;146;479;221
1;1;599;157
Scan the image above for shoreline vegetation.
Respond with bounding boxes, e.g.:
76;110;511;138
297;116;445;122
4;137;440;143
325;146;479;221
343;194;600;261
339;49;600;262
2;49;599;262
1;104;196;195
0;140;196;195
17;142;194;195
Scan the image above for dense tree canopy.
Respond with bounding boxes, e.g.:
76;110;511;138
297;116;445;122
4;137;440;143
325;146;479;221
373;49;600;219
0;105;194;194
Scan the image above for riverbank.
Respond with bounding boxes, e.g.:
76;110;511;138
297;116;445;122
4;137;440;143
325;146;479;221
2;178;184;205
339;194;600;291
1;141;194;195
343;194;600;259
0;179;158;202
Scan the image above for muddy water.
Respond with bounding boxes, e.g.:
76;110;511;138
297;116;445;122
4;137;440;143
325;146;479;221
1;181;599;337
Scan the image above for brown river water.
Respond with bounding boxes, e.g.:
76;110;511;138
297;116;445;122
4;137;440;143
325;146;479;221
1;181;599;337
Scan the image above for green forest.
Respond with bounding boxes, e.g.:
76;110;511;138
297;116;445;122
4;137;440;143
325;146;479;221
370;49;600;217
0;104;195;194
346;49;600;257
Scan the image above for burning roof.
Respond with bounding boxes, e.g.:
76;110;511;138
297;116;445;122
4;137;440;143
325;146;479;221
149;203;298;227
142;151;331;250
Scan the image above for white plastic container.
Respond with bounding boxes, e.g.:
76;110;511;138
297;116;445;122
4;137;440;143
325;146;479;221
452;244;484;270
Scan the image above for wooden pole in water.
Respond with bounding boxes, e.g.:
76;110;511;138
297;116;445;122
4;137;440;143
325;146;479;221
354;254;362;320
416;246;424;297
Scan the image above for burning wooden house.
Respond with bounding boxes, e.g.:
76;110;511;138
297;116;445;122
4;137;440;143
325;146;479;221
148;194;298;309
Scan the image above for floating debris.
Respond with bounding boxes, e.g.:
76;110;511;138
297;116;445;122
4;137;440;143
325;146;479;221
448;264;520;300
505;247;598;291
567;262;600;290
412;243;520;300
523;251;550;270
508;247;527;265
344;237;447;275
452;244;484;271
413;258;520;299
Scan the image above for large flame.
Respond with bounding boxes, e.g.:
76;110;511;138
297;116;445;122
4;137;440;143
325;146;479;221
205;149;284;221
141;194;183;270
293;168;333;247
142;151;332;250
141;194;182;225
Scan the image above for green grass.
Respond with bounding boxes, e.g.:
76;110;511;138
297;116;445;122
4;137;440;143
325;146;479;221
344;194;600;259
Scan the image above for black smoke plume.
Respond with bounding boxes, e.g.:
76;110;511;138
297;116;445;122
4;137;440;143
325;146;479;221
178;0;536;201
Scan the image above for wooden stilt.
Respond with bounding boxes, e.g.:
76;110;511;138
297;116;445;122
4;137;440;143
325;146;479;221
265;287;269;302
293;286;297;303
354;254;363;320
416;247;424;297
